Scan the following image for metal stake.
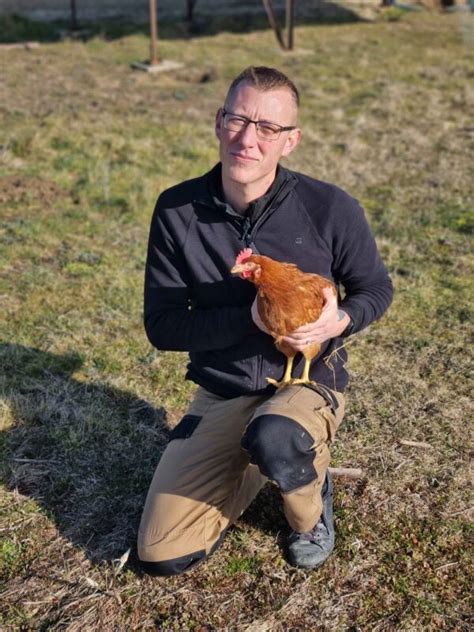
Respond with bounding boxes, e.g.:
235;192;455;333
132;0;183;73
187;0;197;22
286;0;294;51
262;0;286;50
70;0;78;30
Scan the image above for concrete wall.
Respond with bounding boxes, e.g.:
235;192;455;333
0;0;150;21
0;1;275;22
0;0;397;24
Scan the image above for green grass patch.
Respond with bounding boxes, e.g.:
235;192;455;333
224;555;263;576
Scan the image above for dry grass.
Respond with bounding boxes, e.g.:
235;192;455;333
1;8;473;631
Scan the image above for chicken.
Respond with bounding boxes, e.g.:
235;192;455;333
231;248;336;388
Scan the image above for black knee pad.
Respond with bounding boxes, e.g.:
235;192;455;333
138;528;227;576
241;414;317;493
139;550;206;576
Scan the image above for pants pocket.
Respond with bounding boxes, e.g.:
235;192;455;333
317;407;339;444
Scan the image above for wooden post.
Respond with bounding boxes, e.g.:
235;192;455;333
286;0;294;51
149;0;159;66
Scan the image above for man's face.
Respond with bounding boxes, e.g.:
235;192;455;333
215;82;301;190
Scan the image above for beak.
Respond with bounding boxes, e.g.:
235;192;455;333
230;264;244;275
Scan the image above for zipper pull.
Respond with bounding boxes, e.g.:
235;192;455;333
241;216;252;246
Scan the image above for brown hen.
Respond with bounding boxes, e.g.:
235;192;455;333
231;248;336;388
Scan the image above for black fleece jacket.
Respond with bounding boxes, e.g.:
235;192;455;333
144;164;393;397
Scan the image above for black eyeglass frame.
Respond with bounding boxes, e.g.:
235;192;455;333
221;108;297;141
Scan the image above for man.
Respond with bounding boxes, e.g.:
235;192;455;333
138;67;392;576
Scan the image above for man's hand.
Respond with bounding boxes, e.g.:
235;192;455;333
281;288;350;353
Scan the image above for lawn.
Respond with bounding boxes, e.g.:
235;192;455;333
0;8;472;631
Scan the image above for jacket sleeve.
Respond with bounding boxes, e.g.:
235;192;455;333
329;191;393;335
144;197;258;352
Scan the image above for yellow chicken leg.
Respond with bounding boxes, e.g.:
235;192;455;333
291;357;312;385
291;345;320;386
266;354;295;389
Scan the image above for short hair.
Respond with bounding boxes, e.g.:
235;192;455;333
226;66;300;108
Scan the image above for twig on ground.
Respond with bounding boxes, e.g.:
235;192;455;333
395;458;410;471
443;506;473;518
435;562;458;572
399;439;433;449
340;590;363;601
328;467;363;479
61;593;100;611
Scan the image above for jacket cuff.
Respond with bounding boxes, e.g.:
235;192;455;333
339;303;363;337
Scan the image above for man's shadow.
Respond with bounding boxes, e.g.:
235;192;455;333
1;342;170;565
1;342;289;570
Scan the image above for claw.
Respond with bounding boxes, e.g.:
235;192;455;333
266;377;292;389
289;378;318;387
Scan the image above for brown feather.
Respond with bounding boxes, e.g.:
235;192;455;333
250;255;336;360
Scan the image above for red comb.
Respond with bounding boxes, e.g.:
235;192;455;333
235;248;253;265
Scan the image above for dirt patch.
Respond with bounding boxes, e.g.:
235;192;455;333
0;175;64;208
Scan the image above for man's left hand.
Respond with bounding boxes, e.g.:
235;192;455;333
281;288;350;353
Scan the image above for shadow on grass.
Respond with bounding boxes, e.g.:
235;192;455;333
1;342;288;572
0;342;169;566
240;482;287;536
0;5;364;44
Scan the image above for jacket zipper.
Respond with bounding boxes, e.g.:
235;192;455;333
196;191;290;250
241;216;252;247
243;188;294;249
242;211;270;250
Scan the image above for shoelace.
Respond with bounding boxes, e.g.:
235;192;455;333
290;520;328;543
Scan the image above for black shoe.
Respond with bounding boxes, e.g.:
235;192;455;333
287;471;334;568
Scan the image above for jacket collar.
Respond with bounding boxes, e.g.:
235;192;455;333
196;163;297;225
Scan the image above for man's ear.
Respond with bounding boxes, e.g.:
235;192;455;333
281;128;302;157
215;108;223;139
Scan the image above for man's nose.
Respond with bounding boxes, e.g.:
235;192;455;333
238;121;258;145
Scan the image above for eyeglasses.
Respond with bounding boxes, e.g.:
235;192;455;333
221;108;297;142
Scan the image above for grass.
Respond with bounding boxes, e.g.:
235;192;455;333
1;8;473;631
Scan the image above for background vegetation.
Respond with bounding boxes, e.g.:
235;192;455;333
0;8;472;630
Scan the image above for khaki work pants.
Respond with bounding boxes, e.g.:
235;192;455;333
138;384;344;571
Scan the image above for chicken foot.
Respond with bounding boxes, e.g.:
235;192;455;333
266;354;296;388
267;344;321;389
290;357;314;385
291;346;320;386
